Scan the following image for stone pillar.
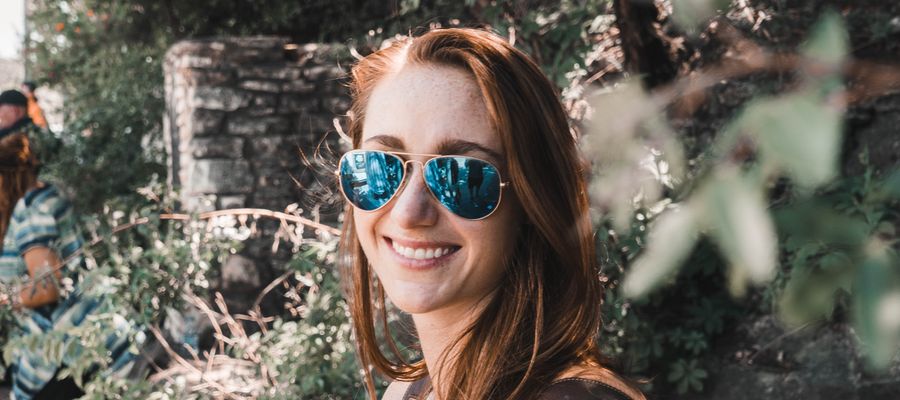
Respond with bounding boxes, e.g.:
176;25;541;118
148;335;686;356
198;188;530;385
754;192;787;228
163;37;350;313
163;36;349;212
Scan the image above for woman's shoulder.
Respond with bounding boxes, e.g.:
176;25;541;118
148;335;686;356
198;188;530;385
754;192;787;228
383;380;412;400
539;363;643;400
539;378;633;400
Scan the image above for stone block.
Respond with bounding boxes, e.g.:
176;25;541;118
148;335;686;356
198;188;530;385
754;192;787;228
254;162;300;190
248;135;291;155
244;107;277;117
218;195;247;209
239;79;282;93
238;65;304;81
176;55;214;69
186;68;234;86
188;159;253;194
187;109;225;136
190;137;244;159
295;114;335;135
225;38;285;63
322;95;351;114
252;94;278;108
304;64;345;81
227;116;289;136
229;36;287;50
280;95;317;113
190;87;250;111
221;254;262;291
281;80;316;94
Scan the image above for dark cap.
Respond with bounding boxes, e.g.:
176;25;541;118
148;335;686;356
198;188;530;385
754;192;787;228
0;90;28;107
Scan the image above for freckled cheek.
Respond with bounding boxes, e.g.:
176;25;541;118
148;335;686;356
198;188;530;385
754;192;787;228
353;210;382;256
462;222;515;268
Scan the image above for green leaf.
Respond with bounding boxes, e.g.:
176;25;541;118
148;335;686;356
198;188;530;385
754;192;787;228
854;240;898;369
705;169;777;295
738;91;844;188
779;257;854;326
623;203;701;298
883;168;900;198
802;10;849;67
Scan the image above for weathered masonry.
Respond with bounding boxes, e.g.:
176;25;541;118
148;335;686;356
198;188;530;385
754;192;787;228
164;36;349;213
163;37;349;312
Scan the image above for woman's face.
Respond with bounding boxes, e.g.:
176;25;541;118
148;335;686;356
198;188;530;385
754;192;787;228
355;63;522;316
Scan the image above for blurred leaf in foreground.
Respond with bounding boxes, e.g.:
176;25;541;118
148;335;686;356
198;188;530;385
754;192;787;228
854;239;899;369
734;90;844;188
704;168;778;296
623;203;702;298
801;9;849;68
584;80;685;232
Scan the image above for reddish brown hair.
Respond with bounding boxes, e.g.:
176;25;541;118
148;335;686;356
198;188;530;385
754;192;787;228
340;28;633;399
0;133;38;246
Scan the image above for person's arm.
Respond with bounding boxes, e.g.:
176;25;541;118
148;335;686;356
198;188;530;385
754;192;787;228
17;246;62;308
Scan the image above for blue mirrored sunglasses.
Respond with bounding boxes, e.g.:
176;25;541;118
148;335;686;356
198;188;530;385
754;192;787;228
337;150;509;220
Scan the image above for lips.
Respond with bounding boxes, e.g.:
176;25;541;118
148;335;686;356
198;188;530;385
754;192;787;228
385;237;461;264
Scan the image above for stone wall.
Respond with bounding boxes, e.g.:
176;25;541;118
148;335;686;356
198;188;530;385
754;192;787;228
163;37;349;313
164;36;348;213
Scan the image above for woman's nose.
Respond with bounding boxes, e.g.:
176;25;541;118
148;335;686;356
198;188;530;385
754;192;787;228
389;163;439;228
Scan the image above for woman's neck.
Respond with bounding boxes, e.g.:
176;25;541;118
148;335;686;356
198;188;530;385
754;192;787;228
411;293;495;396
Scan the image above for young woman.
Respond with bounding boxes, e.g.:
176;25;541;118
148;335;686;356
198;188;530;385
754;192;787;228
0;133;133;399
337;28;645;400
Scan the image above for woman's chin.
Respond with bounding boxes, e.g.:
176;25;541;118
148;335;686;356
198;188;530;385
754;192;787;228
385;289;446;315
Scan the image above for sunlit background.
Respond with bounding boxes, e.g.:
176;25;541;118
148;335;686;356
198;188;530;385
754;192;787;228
0;0;24;59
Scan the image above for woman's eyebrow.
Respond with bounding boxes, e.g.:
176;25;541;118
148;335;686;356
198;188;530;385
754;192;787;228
437;139;504;164
362;134;405;150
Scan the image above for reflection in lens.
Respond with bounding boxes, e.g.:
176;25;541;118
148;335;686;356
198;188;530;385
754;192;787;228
340;151;404;211
425;156;501;219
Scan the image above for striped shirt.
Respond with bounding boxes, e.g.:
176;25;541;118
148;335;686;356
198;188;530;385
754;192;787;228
1;185;136;399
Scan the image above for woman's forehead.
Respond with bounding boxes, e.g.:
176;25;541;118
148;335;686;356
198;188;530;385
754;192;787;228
360;64;502;155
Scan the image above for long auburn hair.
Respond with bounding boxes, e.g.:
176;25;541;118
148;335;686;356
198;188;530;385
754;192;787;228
0;133;38;246
339;28;629;399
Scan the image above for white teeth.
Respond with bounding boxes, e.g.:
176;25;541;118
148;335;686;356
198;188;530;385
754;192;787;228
391;241;454;260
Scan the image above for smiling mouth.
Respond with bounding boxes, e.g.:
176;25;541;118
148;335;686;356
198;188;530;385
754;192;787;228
385;237;461;261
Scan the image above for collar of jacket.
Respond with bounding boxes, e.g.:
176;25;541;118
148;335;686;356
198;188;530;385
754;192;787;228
0;116;34;139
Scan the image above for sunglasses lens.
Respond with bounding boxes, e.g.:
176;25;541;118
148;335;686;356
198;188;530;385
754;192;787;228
339;151;404;211
424;156;502;219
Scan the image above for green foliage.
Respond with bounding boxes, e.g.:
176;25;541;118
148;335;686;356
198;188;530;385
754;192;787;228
604;7;899;391
774;166;900;368
0;182;239;391
253;240;366;399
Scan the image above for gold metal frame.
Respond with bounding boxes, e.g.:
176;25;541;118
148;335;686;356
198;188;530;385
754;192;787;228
335;149;510;220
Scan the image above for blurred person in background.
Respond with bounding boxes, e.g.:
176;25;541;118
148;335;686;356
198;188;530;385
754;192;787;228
0;90;59;179
20;82;47;130
0;90;34;140
0;133;135;399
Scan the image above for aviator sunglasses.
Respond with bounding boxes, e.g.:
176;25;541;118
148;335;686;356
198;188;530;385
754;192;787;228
337;150;509;220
